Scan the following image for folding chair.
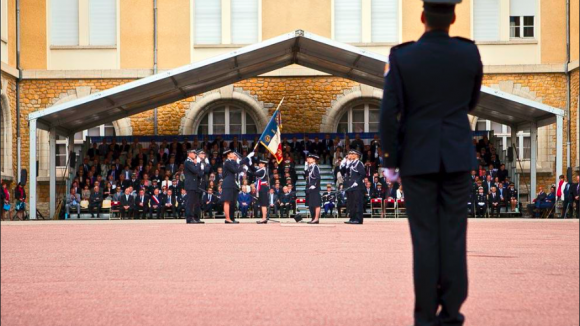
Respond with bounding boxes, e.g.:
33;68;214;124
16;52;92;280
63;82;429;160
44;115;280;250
396;200;407;218
110;201;121;220
384;198;397;218
370;199;384;218
296;198;307;217
102;200;112;219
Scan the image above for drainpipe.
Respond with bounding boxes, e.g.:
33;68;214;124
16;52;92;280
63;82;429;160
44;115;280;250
565;0;571;170
153;0;159;135
16;0;21;183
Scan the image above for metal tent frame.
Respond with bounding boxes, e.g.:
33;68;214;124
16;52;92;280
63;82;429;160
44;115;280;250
26;30;565;219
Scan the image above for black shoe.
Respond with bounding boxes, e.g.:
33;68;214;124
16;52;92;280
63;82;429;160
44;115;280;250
257;220;268;224
186;220;194;224
225;220;239;224
344;220;354;224
308;220;319;224
91;215;95;218
194;220;205;224
347;221;362;225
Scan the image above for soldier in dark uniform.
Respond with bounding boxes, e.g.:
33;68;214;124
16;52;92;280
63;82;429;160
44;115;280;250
379;0;483;324
222;150;254;224
343;150;366;225
252;159;271;224
184;149;204;224
305;154;321;224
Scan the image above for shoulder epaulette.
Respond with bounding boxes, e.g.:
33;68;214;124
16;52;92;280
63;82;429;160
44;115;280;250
453;36;475;44
391;41;415;52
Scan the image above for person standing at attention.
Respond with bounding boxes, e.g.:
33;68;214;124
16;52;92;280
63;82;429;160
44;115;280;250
379;0;483;325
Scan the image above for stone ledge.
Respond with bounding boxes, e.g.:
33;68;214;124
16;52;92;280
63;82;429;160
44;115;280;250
484;64;566;74
1;62;19;78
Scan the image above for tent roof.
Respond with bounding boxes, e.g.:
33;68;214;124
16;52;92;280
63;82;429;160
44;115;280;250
29;30;564;135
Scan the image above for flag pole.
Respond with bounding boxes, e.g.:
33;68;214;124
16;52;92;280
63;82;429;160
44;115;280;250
253;97;285;152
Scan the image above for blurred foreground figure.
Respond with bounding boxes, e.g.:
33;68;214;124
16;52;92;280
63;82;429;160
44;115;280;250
379;0;483;325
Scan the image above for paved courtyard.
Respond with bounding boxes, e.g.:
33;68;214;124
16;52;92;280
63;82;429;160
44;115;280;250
1;219;578;326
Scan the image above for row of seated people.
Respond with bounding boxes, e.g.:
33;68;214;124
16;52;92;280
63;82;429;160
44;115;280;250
65;183;301;219
469;185;519;218
526;186;557;218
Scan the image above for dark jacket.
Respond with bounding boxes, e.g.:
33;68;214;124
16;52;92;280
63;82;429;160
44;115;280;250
380;30;483;177
120;194;135;207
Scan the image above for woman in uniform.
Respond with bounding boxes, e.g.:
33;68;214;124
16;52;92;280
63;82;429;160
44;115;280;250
222;150;245;224
305;154;322;224
252;159;271;224
222;150;254;224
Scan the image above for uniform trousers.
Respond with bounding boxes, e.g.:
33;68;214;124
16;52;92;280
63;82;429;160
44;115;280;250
347;189;363;223
185;191;201;222
402;171;470;326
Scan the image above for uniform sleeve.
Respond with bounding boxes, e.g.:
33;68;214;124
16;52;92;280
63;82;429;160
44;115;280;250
469;47;484;112
380;53;403;168
312;166;321;181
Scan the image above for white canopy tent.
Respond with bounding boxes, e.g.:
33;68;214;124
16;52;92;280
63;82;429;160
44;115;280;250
27;30;565;219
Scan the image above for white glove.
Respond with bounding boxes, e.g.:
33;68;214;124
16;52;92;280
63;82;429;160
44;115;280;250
247;152;255;159
309;186;316;190
383;168;399;182
236;159;241;164
205;158;209;165
305;162;309;169
196;157;201;164
340;159;347;168
352;182;358;188
200;164;205;170
243;165;249;172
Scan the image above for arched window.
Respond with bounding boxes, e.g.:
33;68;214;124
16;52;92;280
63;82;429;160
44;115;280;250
337;103;380;133
196;104;257;135
55;123;117;167
0;93;13;178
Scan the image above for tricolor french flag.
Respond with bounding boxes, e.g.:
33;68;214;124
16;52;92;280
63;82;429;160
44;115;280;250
258;100;284;164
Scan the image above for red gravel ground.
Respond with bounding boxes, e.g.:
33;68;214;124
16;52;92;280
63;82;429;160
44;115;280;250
1;219;579;326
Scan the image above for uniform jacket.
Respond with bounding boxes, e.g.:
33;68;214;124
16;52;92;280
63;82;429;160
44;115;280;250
380;30;483;176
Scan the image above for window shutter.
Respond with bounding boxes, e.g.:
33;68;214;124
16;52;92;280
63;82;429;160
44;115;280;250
371;0;399;43
231;0;259;44
51;0;79;46
510;0;536;17
89;0;117;46
334;0;362;43
473;0;500;41
195;0;222;44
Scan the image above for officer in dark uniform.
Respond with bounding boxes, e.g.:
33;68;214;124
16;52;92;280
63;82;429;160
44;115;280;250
222;150;254;224
252;159;271;224
305;154;322;224
379;0;483;324
184;149;204;224
342;150;366;224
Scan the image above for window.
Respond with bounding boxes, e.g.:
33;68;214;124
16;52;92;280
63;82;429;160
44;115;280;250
510;16;535;38
1;0;8;42
337;103;380;133
334;0;362;43
89;0;117;45
196;105;257;135
56;123;116;168
195;0;222;45
371;0;399;43
476;119;529;160
51;0;79;46
231;0;259;44
510;0;536;39
473;0;500;41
